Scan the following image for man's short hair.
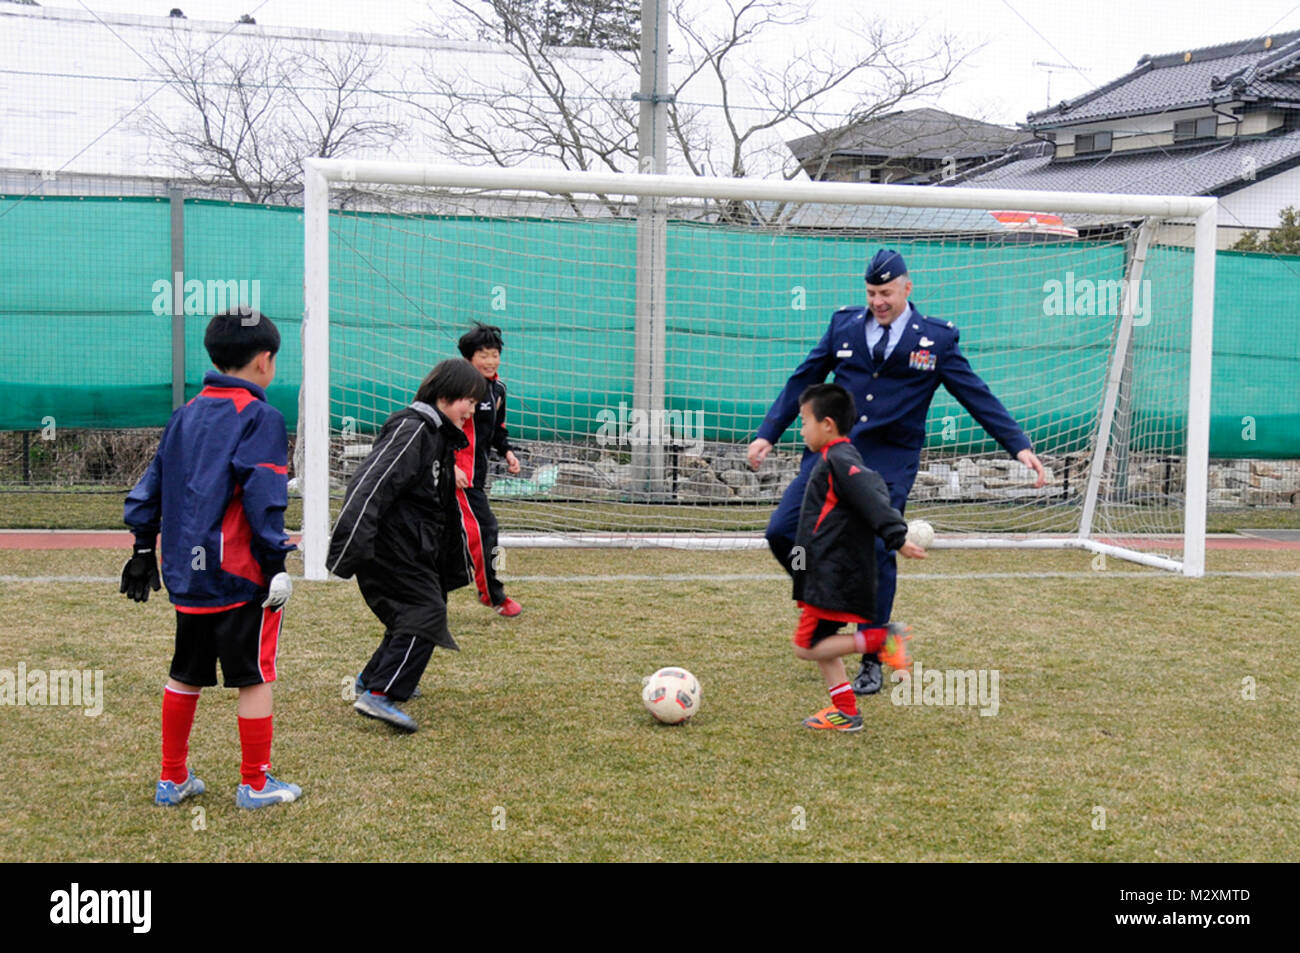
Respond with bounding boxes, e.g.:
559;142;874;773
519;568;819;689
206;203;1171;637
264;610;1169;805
416;358;488;407
457;322;505;359
798;382;856;436
204;309;280;371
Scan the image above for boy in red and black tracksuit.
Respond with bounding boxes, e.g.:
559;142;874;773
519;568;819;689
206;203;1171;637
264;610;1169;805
791;383;927;732
122;309;300;807
454;323;523;617
328;359;486;733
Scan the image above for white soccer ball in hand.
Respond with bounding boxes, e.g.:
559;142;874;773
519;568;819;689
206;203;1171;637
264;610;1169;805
907;519;935;549
641;667;701;724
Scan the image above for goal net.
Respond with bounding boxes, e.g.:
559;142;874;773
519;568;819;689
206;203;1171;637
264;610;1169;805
299;161;1214;579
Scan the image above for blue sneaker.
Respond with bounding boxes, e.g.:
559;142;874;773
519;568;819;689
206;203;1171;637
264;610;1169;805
154;770;205;806
355;673;419;699
235;773;302;809
354;690;418;732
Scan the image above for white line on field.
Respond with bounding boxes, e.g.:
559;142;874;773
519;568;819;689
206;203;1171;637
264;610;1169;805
3;571;1299;586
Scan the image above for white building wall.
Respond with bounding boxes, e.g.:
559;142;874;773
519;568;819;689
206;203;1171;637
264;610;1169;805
0;4;799;184
1218;162;1300;229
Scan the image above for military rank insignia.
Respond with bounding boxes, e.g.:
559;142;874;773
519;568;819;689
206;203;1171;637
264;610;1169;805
909;349;937;371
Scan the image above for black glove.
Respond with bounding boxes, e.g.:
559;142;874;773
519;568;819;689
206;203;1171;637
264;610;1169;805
120;545;162;603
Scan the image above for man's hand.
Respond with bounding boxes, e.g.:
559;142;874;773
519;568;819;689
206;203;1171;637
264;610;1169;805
262;572;292;610
454;466;470;489
120;546;161;602
898;541;928;560
1017;449;1047;488
505;451;521;475
747;438;773;471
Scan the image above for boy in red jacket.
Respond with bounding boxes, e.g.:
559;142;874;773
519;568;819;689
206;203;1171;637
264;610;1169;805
791;383;927;732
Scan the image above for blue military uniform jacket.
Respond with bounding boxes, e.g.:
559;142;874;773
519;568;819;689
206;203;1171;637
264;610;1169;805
756;305;1031;462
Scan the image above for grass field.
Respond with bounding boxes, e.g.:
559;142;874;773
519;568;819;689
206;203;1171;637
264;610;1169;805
0;545;1297;862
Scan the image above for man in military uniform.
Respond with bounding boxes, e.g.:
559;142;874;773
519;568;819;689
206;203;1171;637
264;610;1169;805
748;249;1046;694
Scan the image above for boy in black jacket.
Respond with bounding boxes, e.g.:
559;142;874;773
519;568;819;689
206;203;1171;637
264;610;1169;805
454;323;523;617
327;359;486;733
791;383;927;732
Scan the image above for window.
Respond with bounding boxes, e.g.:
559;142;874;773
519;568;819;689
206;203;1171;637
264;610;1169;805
1075;131;1113;154
1174;116;1218;141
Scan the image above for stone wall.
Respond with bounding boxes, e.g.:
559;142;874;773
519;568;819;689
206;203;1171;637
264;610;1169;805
481;440;1300;508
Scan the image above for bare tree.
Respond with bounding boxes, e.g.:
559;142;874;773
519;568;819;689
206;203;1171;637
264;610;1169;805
403;0;969;222
142;31;403;204
408;1;639;173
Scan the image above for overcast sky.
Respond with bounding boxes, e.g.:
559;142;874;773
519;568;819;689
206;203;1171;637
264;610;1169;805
34;0;1300;125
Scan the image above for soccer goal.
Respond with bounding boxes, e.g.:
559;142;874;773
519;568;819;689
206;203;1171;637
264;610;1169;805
299;160;1215;580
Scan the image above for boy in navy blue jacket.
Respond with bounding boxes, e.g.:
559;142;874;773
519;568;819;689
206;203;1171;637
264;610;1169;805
790;384;927;732
122;309;300;808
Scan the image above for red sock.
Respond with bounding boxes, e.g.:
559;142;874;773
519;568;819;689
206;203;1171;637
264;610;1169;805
160;686;200;784
855;626;887;654
829;681;858;717
238;715;273;791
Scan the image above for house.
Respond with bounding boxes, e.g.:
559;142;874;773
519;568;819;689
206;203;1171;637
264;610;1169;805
786;107;1033;185
953;31;1300;245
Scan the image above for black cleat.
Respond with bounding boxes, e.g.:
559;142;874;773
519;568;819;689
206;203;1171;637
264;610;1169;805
852;654;883;695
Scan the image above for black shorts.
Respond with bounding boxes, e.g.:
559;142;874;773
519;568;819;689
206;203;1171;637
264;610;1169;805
170;601;283;688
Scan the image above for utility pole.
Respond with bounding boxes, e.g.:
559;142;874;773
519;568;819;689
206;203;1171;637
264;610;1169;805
632;0;671;498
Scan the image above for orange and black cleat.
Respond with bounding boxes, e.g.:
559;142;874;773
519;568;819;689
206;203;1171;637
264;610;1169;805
879;622;912;675
802;705;863;732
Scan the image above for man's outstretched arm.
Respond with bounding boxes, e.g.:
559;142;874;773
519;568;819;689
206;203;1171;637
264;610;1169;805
939;332;1046;487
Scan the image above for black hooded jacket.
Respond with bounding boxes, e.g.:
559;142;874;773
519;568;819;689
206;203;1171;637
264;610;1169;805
792;437;908;619
327;401;472;601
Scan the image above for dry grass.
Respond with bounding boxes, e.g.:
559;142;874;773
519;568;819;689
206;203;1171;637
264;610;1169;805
0;546;1296;862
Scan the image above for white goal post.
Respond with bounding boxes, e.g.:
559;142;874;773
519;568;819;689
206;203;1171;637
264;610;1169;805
300;159;1215;580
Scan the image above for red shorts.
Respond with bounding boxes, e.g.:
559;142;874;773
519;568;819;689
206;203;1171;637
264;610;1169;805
792;603;870;650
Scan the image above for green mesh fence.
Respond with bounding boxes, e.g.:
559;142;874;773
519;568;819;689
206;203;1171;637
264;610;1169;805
0;196;1297;458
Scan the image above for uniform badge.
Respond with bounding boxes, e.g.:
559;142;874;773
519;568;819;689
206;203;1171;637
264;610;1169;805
909;349;937;372
919;336;934;347
836;349;853;358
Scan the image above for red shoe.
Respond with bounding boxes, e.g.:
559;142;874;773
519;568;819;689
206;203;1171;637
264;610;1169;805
494;597;522;617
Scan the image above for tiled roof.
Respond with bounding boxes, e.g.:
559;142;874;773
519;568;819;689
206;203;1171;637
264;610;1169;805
954;130;1300;198
787;108;1031;161
1029;32;1300;126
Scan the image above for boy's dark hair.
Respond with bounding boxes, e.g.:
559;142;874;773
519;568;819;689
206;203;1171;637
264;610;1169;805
204;308;280;371
799;382;856;437
457;322;504;359
416;358;488;407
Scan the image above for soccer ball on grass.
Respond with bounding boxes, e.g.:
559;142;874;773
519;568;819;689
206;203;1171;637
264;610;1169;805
641;667;701;724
